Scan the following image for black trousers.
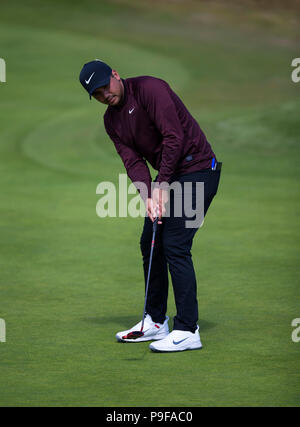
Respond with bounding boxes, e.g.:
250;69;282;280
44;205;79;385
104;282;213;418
140;168;221;332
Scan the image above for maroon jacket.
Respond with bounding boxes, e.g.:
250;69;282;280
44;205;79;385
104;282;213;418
104;76;216;200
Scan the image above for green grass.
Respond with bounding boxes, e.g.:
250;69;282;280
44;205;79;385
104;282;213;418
0;0;299;407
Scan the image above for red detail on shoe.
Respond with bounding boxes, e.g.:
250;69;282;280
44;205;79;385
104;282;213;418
155;324;160;329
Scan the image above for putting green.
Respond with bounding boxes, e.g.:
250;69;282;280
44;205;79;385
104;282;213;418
0;0;299;407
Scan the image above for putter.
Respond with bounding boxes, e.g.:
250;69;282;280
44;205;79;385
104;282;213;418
122;216;159;340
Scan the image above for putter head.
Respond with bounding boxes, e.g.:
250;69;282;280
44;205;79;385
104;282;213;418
122;330;144;340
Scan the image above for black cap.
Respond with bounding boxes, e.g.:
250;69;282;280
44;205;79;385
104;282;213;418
79;59;112;99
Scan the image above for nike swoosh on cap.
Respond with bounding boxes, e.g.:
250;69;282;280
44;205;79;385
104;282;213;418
85;72;95;85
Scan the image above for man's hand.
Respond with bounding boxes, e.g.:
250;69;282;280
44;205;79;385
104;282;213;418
146;187;169;224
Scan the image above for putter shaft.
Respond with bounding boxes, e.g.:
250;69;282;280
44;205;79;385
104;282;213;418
140;217;159;332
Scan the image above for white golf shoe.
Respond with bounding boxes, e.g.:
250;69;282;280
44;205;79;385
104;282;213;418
149;326;202;352
116;314;169;343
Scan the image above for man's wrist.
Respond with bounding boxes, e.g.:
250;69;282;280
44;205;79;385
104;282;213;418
152;181;169;192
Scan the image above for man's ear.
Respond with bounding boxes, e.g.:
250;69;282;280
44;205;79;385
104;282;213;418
112;70;120;80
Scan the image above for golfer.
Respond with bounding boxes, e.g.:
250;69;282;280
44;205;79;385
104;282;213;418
79;60;221;352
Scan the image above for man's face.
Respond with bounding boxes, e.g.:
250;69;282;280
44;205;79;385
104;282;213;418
92;70;124;106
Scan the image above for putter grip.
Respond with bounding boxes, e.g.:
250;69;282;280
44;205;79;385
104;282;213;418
153;217;158;233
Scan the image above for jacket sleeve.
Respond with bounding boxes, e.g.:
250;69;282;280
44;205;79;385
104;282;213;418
104;117;152;201
139;79;185;185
